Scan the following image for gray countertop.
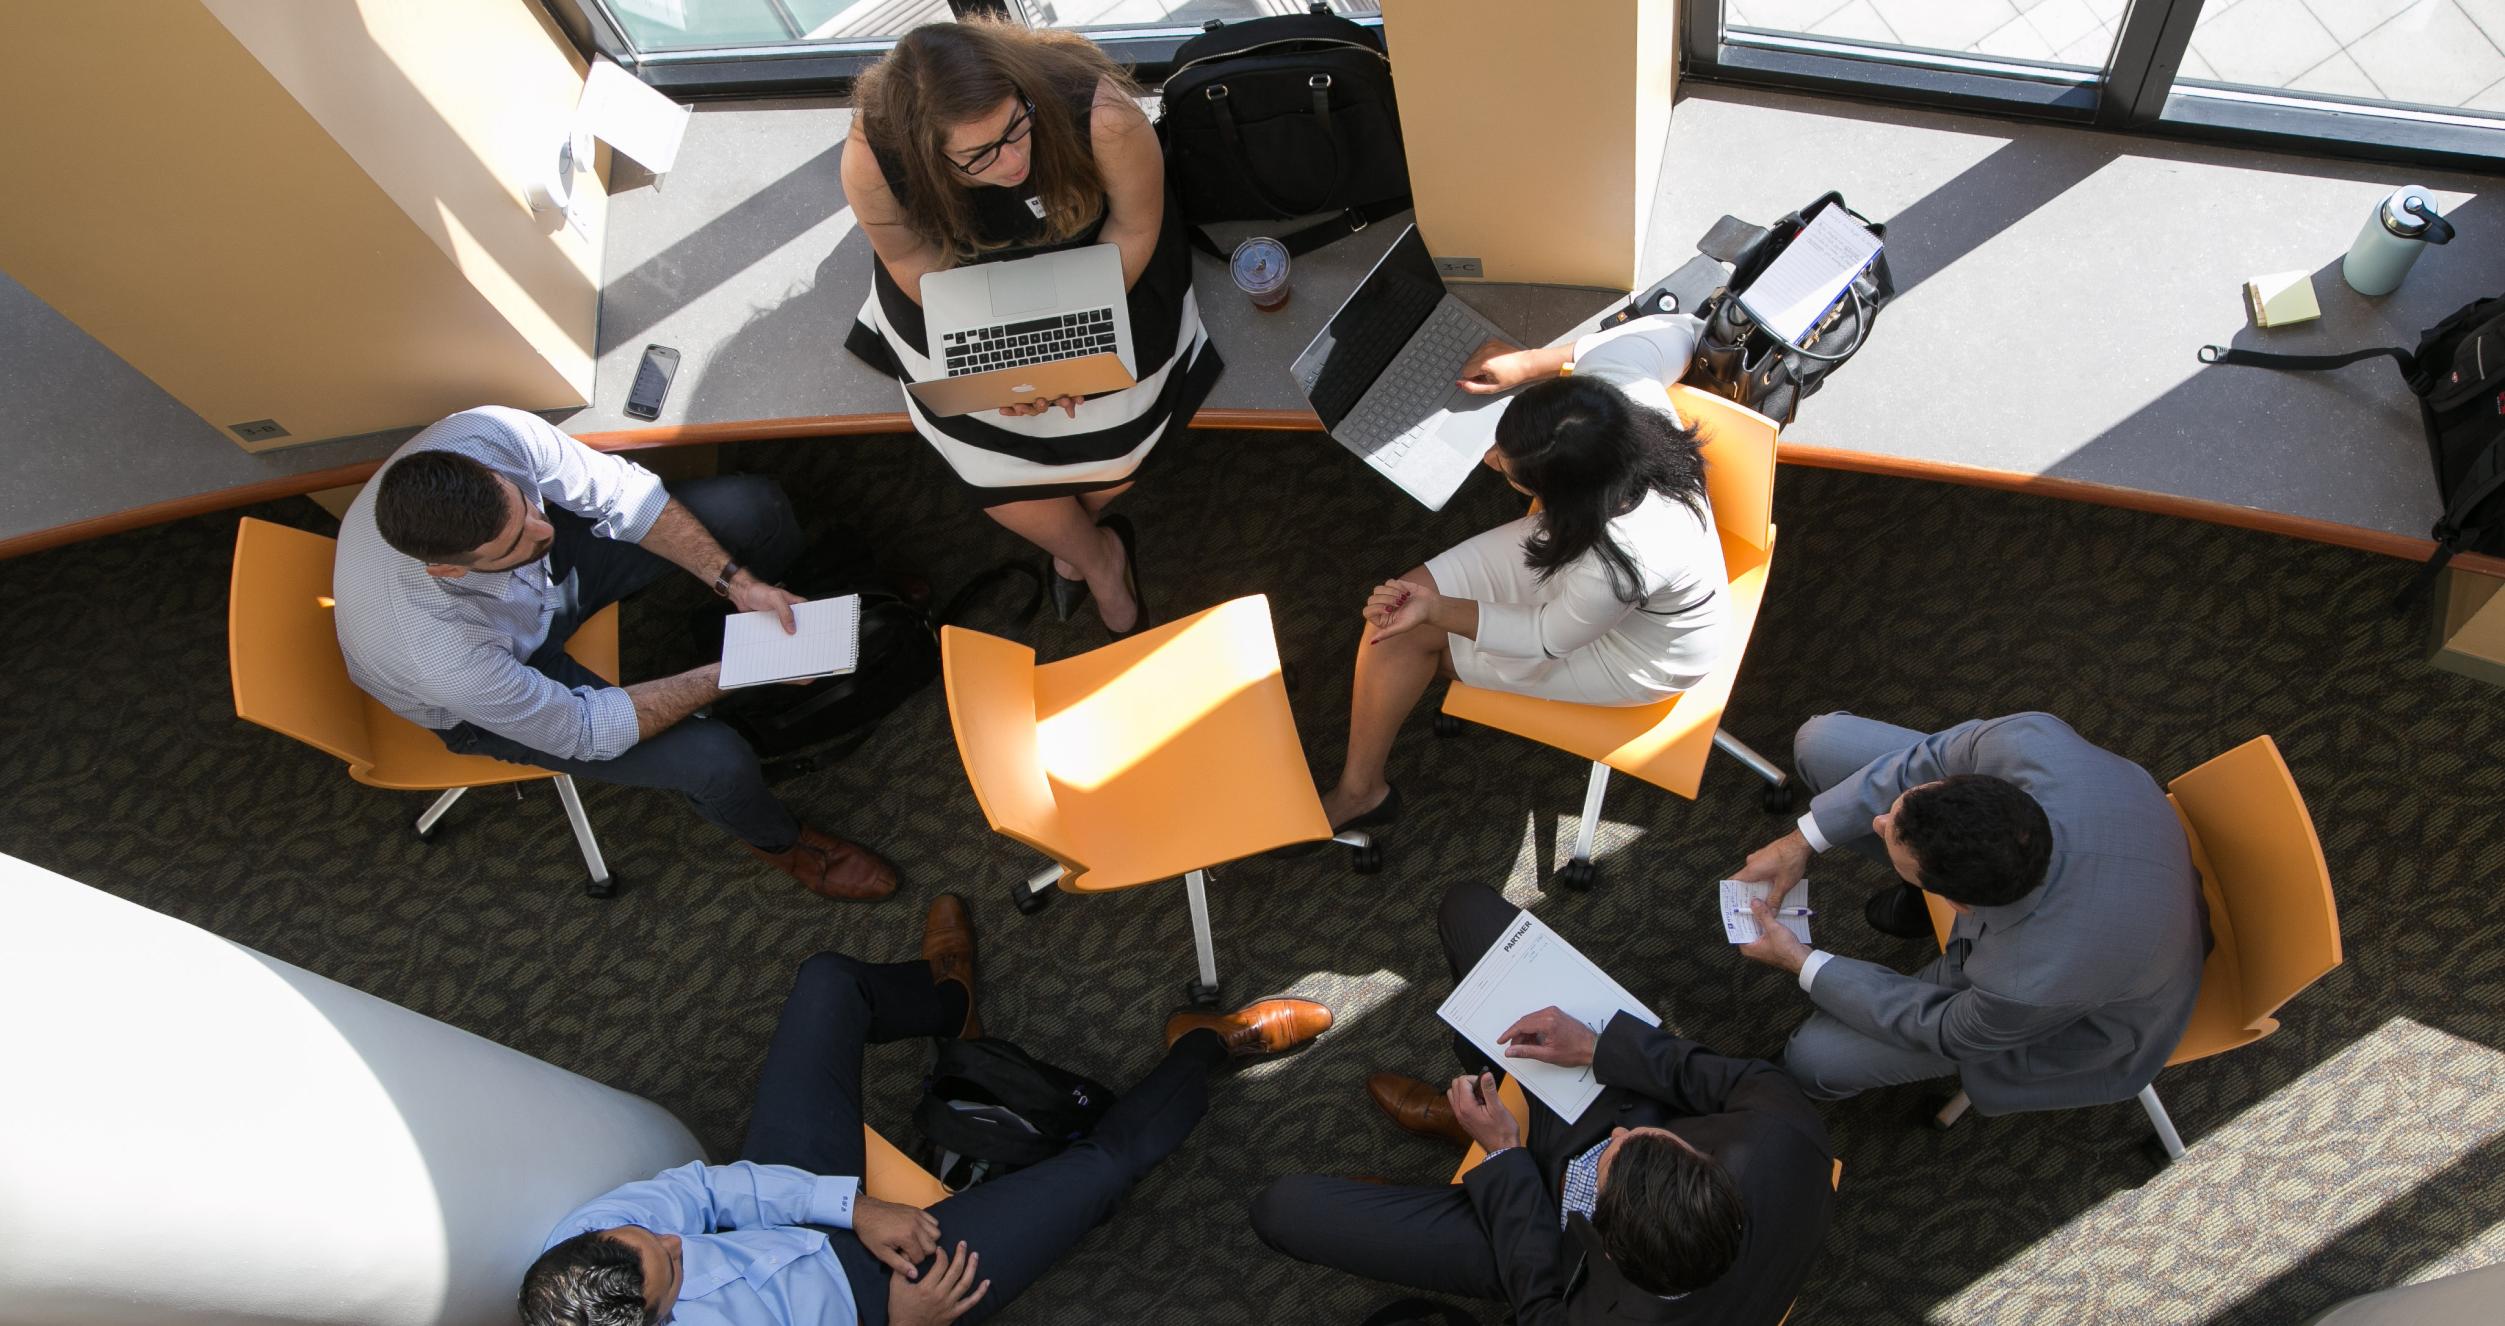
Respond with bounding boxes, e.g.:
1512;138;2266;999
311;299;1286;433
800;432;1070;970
553;87;2505;547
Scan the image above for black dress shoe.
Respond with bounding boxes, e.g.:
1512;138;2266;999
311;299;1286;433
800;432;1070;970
1100;514;1151;640
1270;785;1403;859
1048;560;1090;622
1865;883;1936;939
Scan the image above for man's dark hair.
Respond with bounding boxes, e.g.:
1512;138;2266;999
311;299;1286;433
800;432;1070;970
517;1230;652;1326
1590;1133;1746;1296
1895;774;2054;907
373;450;510;563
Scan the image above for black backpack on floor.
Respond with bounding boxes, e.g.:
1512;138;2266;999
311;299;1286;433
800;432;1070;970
2202;290;2505;608
913;1037;1117;1191
1158;5;1412;258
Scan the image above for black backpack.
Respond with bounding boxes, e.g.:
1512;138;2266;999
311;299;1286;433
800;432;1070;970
912;1037;1117;1191
701;535;1039;763
2202;291;2505;608
1157;5;1412;259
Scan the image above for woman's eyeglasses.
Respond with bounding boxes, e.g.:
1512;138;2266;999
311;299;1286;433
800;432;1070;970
950;99;1035;176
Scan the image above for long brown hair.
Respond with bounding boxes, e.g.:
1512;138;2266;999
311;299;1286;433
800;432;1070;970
852;18;1141;268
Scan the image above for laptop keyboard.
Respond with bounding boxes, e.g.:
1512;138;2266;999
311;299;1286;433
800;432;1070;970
1309;278;1444;425
1340;302;1485;467
942;309;1118;377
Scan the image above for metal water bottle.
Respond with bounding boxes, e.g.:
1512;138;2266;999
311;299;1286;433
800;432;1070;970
2342;186;2456;296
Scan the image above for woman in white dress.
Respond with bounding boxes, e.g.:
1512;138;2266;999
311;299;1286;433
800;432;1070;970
1317;315;1729;833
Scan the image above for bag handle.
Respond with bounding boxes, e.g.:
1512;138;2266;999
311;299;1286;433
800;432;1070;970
1202;75;1350;219
2198;344;2414;373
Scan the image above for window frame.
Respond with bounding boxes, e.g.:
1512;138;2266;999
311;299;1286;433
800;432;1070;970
1680;0;2504;172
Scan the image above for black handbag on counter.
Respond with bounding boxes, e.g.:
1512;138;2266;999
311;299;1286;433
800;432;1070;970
1679;192;1895;427
1157;5;1412;257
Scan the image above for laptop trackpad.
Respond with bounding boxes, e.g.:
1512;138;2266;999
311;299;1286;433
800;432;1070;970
986;263;1059;318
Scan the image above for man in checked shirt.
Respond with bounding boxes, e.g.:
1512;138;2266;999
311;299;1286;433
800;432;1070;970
332;406;897;900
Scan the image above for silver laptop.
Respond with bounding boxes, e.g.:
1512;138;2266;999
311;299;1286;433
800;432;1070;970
1289;225;1518;511
909;243;1138;417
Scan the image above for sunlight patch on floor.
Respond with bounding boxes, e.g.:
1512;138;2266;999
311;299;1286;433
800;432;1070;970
1928;1016;2505;1324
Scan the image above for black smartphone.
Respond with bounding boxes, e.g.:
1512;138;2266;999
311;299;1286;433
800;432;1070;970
624;344;681;420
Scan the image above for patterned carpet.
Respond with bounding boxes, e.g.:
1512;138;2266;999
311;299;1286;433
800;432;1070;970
6;426;2504;1326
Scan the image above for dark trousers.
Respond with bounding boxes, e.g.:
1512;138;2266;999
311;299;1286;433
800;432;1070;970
441;474;808;850
1249;882;1569;1302
740;953;1228;1326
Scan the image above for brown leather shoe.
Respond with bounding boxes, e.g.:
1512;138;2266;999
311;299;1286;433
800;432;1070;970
748;826;897;901
1164;997;1333;1059
1367;1072;1472;1145
922;893;980;1040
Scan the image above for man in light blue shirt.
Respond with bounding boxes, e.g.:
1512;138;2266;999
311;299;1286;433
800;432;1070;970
332;406;897;900
519;895;1334;1326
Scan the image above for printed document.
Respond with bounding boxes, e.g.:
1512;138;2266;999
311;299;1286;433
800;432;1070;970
1719;879;1812;946
1735;205;1882;345
1437;911;1660;1122
719;595;860;689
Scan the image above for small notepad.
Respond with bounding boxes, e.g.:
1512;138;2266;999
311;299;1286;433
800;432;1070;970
2244;270;2322;328
1720;879;1811;946
719;596;860;689
1736;206;1883;345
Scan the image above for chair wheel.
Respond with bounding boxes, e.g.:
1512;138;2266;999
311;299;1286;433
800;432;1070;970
1185;978;1222;1009
1012;879;1057;915
1760;779;1800;814
2140;1135;2177;1169
1350;842;1384;874
1558;858;1598;891
416;823;443;843
1433;713;1462;738
585;874;618;900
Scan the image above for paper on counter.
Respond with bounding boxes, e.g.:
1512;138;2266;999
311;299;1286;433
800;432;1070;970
579;57;693;175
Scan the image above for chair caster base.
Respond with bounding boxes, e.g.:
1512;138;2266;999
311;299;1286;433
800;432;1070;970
1185;978;1222;1009
1351;842;1383;874
1012;881;1057;916
1432;712;1463;738
585;874;618;900
1558;858;1598;891
1760;779;1800;814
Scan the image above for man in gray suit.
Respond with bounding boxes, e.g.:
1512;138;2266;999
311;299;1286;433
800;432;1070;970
1728;711;2207;1113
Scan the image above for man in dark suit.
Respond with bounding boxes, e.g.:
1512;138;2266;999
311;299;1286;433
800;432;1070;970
1251;882;1834;1325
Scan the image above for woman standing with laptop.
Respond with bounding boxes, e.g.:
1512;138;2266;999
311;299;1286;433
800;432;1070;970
1313;315;1730;835
842;19;1221;637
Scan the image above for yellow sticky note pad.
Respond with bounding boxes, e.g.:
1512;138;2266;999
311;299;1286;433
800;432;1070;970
2245;271;2322;328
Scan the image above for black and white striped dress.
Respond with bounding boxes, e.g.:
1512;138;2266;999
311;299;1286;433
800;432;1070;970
843;90;1223;506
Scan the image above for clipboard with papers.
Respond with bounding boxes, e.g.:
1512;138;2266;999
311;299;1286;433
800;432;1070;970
1436;911;1660;1123
1732;203;1885;348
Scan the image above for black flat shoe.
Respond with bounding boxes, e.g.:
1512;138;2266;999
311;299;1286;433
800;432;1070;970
1864;883;1936;939
1271;785;1402;858
1048;561;1091;622
1100;514;1151;640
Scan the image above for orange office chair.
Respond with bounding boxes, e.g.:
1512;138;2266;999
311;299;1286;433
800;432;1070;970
1927;735;2342;1161
1435;386;1793;891
940;594;1358;1006
863;1126;948;1207
227;517;621;896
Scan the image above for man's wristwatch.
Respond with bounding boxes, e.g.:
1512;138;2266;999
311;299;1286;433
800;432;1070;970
711;558;742;599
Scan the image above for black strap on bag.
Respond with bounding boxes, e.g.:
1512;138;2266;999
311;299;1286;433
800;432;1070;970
2200;292;2505;613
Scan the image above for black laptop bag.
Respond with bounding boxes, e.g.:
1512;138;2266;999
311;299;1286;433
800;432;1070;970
2202;290;2505;608
1157;5;1412;258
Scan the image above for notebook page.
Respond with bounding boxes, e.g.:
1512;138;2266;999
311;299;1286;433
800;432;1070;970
1720;879;1812;946
1735;206;1882;344
719;595;859;689
1437;911;1661;1122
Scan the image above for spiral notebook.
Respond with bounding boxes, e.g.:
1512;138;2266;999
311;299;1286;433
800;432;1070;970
718;595;860;689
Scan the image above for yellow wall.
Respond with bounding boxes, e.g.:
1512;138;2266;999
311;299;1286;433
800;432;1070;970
1382;0;1678;289
0;0;599;452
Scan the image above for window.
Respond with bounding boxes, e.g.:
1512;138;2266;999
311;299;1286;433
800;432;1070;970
1685;0;2505;168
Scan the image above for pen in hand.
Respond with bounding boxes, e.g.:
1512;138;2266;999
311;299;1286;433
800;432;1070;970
1731;906;1816;917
